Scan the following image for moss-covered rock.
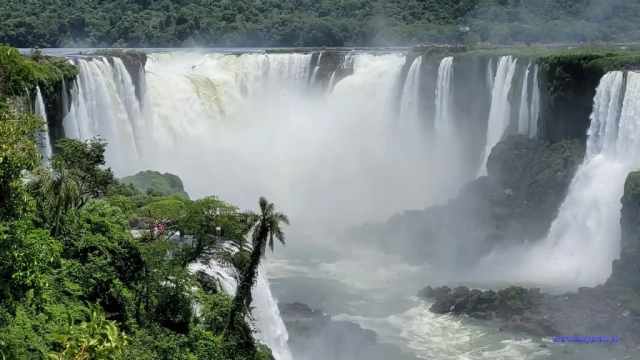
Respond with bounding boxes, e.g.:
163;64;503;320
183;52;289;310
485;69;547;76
120;170;190;199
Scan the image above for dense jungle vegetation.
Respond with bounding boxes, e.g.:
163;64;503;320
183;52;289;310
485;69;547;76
0;47;284;360
1;0;639;48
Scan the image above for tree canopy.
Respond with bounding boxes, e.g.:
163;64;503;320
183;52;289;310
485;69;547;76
0;54;276;358
1;0;639;48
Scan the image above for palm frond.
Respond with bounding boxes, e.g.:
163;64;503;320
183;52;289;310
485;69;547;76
273;212;290;226
273;226;286;247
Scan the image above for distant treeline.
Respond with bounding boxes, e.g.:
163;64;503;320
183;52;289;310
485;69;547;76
1;0;639;48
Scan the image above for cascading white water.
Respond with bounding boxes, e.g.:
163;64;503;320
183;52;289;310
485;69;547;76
62;57;142;176
521;71;634;286
309;52;323;85
325;72;337;94
477;56;518;176
252;265;292;360
529;64;540;138
34;86;53;162
433;56;466;196
398;56;422;130
517;63;530;133
434;57;454;137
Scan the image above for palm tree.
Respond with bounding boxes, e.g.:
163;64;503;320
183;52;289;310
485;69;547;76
225;196;289;335
40;158;80;237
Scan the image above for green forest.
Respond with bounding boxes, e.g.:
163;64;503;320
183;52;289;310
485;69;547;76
0;46;285;359
1;0;639;48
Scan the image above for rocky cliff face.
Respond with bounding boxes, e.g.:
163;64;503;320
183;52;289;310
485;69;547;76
413;167;640;352
607;170;640;301
346;134;583;267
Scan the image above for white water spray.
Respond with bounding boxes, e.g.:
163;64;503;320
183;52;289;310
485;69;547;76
477;56;518;176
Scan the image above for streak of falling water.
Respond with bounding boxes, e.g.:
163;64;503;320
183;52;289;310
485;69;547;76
517;62;531;134
35;86;53;163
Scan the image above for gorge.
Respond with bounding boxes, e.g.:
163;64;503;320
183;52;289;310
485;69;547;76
10;45;640;359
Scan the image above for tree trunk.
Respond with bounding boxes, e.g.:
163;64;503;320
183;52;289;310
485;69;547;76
224;228;265;338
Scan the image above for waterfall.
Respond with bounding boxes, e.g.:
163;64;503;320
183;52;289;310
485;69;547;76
62;57;142;176
325;53;353;95
529;64;540;138
309;52;323;85
512;71;638;287
189;257;293;360
63;51;431;358
477;56;518;177
35;86;53;163
486;58;494;91
326;72;337;94
517;63;531;133
435;57;454;139
433;56;466;196
252;266;292;360
398;56;422;125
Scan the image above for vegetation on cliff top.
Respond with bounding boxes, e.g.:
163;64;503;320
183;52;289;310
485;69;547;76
0;46;76;101
0;87;280;358
1;0;639;48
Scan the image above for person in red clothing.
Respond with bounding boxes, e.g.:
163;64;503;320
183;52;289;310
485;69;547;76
157;223;164;234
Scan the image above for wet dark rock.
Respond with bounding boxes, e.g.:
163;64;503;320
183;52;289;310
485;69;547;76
279;302;325;320
195;270;219;295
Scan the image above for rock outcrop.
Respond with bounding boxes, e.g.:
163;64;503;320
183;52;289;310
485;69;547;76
418;285;640;350
347;134;584;267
